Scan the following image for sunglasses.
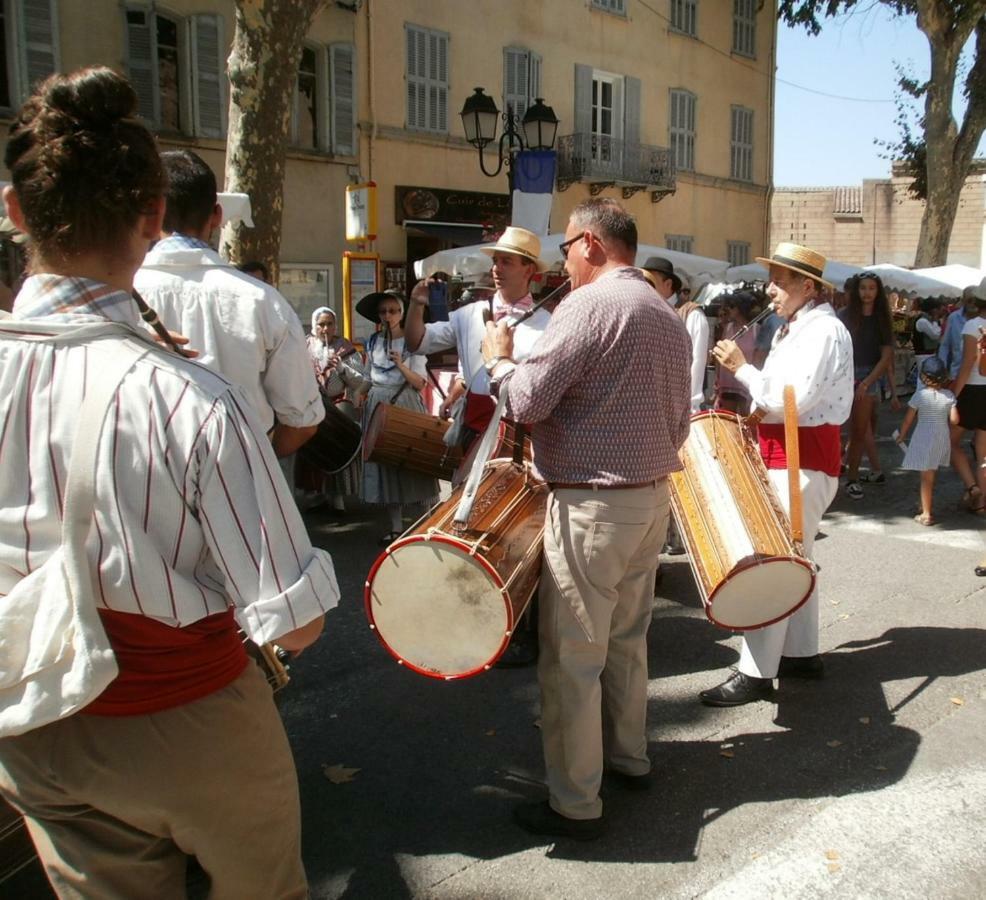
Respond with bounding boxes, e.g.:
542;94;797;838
559;233;588;260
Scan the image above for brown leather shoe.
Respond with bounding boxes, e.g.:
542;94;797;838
513;801;604;841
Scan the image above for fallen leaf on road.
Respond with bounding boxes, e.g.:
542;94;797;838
826;740;842;748
873;765;888;771
485;729;496;736
825;850;840;861
322;764;360;784
950;697;964;706
828;863;842;874
838;614;850;620
858;717;870;725
720;750;735;759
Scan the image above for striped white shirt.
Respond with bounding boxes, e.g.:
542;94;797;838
2;275;338;644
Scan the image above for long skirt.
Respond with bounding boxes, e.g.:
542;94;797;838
361;383;440;507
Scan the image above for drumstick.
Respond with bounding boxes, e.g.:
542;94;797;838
132;291;193;357
783;385;804;545
481;278;572;329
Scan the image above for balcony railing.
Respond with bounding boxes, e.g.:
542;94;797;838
555;133;676;201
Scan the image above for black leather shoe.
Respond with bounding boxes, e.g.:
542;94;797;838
700;671;774;707
975;565;986;577
777;654;825;679
513;801;604;841
604;768;652;792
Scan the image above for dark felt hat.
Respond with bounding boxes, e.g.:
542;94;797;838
640;256;682;294
356;290;404;323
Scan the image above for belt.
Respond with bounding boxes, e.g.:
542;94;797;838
548;478;664;492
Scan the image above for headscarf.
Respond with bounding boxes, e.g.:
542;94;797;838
311;306;335;332
309;307;337;368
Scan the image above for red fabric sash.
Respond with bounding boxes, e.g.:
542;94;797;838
464;390;496;434
757;422;842;477
82;608;248;716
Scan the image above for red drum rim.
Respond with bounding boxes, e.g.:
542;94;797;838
705;555;816;631
364;532;516;680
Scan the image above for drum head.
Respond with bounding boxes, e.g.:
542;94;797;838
706;557;815;630
366;536;511;679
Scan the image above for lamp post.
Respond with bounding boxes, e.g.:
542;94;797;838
459;87;559;193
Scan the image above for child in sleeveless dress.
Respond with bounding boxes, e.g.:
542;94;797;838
896;357;955;525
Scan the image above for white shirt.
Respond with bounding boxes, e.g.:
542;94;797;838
682;306;710;412
961;316;986;386
3;278;338;644
414;292;550;395
915;316;942;342
135;243;322;431
736;302;854;426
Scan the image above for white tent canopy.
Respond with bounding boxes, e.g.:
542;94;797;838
910;264;983;295
415;233;730;287
866;263;963;299
726;259;865;289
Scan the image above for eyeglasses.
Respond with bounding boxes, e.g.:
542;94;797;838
378;307;402;317
559;233;585;260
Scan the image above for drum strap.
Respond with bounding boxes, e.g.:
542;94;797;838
453;384;510;526
783;385;804;545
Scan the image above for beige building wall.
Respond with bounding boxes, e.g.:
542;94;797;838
2;0;776;317
771;163;986;269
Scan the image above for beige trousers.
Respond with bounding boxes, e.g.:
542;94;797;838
0;663;307;900
738;468;839;679
538;480;669;820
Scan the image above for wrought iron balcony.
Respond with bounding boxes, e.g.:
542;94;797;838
555;133;676;201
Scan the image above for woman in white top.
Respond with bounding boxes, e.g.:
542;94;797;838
948;285;986;513
358;291;439;543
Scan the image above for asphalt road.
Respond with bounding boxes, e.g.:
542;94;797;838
5;421;985;900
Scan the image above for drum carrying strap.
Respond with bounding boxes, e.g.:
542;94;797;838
783;385;804;545
453;384;510;526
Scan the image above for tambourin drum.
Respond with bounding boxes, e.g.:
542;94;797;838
365;459;548;679
453;419;531;486
363;403;463;481
298;396;362;474
669;410;816;630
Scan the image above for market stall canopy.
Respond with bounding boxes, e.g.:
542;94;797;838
866;263;962;299
415;233;730;285
910;264;984;295
726;258;864;289
217;192;254;228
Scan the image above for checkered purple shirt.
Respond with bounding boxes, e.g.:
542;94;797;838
501;266;692;485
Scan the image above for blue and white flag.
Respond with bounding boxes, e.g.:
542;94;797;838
511;150;556;237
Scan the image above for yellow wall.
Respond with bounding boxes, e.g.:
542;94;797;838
1;0;776;300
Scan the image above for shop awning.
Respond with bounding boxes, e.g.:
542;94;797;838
403;220;485;246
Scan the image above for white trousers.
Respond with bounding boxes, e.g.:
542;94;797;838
537;481;669;820
738;468;838;680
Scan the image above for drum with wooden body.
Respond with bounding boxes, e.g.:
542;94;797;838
365;459;548;679
669;410;815;630
453;419;531;486
298;396;362;474
363;403;462;481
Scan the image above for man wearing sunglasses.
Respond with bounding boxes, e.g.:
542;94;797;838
482;199;692;840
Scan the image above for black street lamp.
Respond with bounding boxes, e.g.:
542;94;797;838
459;87;559;190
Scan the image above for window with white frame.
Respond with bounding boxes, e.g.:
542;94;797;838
591;0;626;14
592;71;623;163
727;241;750;266
732;0;756;57
0;0;59;113
406;23;448;133
503;46;541;122
730;105;753;181
124;5;226;138
669;88;695;172
670;0;697;37
666;234;693;254
288;42;357;154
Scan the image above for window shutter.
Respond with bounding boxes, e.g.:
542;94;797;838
19;0;58;93
574;63;592;135
503;47;528;120
406;26;424;129
125;7;157;123
191;14;224;138
610;76;623;141
435;32;448;132
330;43;356;155
624;75;640;147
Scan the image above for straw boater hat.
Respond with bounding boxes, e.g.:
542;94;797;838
756;242;832;289
479;226;546;271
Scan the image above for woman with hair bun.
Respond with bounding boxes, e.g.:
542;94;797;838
0;68;332;898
